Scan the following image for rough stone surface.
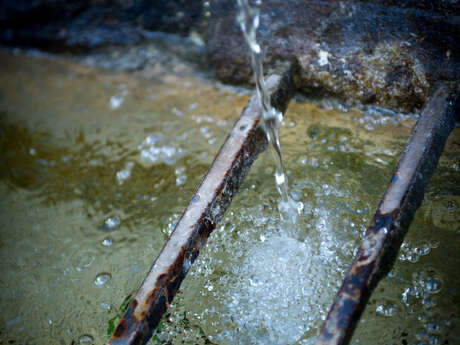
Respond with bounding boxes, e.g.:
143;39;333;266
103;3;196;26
1;0;459;113
207;0;460;112
0;0;203;50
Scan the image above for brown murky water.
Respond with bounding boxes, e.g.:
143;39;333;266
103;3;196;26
0;48;458;345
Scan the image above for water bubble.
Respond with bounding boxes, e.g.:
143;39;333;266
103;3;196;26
171;107;183;116
291;190;302;201
425;278;441;294
364;123;374;131
416;330;428;340
421;299;436;312
138;134;183;165
416;244;431;257
78;334;94;344
375;304;396;317
445;200;456;210
428;240;440;249
100;216;120;232
102;238;112;247
200;126;212;139
175;167;187;186
296;201;304;214
176;175;186;186
417;314;427;323
109;94;125;109
73;250;95;272
428;334;439;345
100;302;111;311
116;162;134;185
298;157;308;166
425;323;440;334
94;273;111;287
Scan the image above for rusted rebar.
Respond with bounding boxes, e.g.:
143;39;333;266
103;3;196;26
108;67;296;345
315;83;459;345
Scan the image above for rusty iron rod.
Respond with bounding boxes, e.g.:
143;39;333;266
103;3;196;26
108;68;296;345
315;83;459;345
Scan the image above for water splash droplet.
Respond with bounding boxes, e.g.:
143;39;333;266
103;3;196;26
274;171;285;186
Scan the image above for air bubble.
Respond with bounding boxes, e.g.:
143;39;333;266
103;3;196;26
102;238;112;247
94;273;111;287
425;278;441;294
376;304;396;317
445;200;456;210
100;216;120;232
109;94;124;109
425;323;440;334
116;162;134;185
428;334;439;345
78;335;94;344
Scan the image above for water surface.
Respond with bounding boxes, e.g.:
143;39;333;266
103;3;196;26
0;49;458;345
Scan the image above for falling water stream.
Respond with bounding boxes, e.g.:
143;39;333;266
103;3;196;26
237;0;300;224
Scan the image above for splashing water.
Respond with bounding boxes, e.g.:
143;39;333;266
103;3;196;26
237;0;300;225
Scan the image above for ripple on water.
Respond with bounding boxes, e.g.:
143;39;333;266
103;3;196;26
72;249;96;272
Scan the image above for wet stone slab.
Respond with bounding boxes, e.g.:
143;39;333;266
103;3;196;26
207;0;460;113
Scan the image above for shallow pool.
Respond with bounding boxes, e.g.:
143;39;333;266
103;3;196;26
0;49;458;345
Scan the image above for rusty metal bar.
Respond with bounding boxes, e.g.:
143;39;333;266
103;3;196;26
315;83;459;345
108;67;296;345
